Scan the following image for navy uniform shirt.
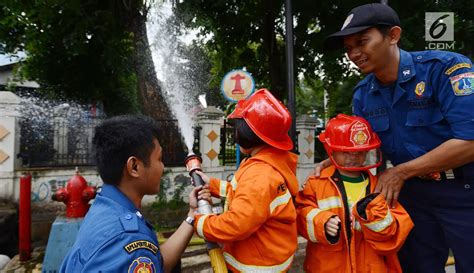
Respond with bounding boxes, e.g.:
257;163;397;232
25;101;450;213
353;49;474;175
60;184;163;273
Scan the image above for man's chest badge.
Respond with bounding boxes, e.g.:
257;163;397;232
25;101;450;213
415;81;426;97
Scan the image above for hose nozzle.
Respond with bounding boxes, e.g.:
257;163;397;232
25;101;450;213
184;152;212;214
185;152;202;173
184;153;205;186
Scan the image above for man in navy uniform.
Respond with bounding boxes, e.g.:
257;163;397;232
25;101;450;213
60;115;209;273
323;3;474;273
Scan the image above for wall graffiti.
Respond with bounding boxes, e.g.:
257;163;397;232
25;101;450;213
31;177;98;203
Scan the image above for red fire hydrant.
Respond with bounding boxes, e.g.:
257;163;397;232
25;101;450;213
52;171;96;218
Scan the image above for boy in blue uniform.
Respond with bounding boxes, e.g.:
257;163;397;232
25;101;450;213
323;3;474;273
60;115;209;273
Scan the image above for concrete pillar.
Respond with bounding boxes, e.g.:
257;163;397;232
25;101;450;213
196;106;224;169
0;91;22;201
296;115;319;184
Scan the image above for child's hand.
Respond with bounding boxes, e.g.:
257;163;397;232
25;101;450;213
194;170;210;185
325;216;341;237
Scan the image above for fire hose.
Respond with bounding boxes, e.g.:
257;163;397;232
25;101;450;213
185;153;228;273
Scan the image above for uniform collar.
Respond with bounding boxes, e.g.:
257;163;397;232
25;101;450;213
320;165;337;178
367;49;416;93
398;49;416;83
100;184;139;214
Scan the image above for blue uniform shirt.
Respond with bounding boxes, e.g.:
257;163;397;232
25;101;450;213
60;184;164;273
353;49;474;170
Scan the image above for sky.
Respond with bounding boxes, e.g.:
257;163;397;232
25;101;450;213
0;51;26;66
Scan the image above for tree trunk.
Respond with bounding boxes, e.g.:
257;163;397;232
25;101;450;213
123;3;187;165
126;5;173;120
262;0;285;101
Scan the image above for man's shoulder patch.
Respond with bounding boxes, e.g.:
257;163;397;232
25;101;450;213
128;257;156;273
124;240;158;254
445;63;472;75
450;72;474;96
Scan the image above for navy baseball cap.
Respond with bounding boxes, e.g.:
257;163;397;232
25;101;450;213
325;3;400;50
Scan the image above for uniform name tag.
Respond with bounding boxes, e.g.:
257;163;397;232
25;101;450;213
445;63;472;75
124;240;158;254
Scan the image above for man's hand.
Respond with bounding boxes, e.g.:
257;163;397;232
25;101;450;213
188;184;211;213
325;216;341;237
312;158;332;177
375;167;407;208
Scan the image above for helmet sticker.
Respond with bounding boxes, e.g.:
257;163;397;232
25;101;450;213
350;121;371;146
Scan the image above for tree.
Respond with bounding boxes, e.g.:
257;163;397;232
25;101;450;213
2;0;472;117
0;0;172;118
176;0;288;101
176;0;474;116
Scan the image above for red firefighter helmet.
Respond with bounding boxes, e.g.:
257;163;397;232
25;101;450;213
319;114;382;171
228;88;293;150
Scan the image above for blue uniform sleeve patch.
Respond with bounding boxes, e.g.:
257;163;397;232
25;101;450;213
445;63;472;75
128;256;156;273
450;72;474;96
124;240;158;254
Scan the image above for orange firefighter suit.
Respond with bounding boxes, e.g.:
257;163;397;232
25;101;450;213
194;147;299;272
295;166;413;273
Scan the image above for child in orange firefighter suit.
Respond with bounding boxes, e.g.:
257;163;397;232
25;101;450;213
295;114;414;273
193;88;299;272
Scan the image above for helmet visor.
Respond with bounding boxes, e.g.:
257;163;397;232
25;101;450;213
330;148;382;171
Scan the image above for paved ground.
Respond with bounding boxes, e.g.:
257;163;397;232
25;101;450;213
1;236;459;273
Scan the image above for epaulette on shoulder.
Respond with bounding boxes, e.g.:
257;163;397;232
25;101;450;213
120;212;139;232
411;50;464;64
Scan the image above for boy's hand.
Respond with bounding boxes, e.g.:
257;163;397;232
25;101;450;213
193;170;210;185
325;216;341;237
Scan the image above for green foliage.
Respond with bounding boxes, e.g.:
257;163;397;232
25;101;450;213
151;198;186;211
1;0;472;117
153;171;188;210
296;77;324;118
176;0;474;117
176;0;287;100
0;0;142;114
326;75;363;118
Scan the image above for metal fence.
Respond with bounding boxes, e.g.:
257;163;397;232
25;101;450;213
155;120;200;167
19;117;198;168
219;119;237;166
19;115;101;167
314;127;327;163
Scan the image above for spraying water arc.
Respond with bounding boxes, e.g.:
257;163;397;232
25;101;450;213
146;2;197;152
146;3;228;272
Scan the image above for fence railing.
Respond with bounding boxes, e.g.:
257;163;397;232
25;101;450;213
19;113;326;168
19;117;197;168
219;119;237;166
155;120;200;167
314;127;327;163
19;115;100;167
